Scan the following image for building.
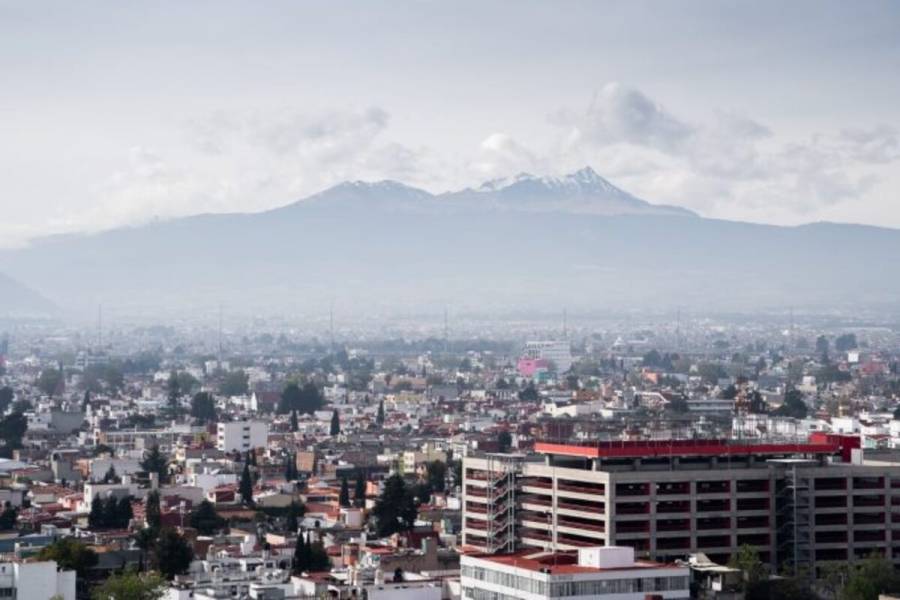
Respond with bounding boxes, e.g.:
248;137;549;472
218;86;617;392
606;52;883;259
522;341;573;374
460;545;689;600
0;560;76;600
462;434;900;575
216;420;269;453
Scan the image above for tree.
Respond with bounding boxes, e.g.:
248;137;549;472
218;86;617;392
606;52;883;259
354;475;367;508
0;412;27;458
89;497;105;529
775;389;808;419
293;532;329;573
840;553;900;600
152;528;193;580
37;538;98;578
284;453;298;482
0;506;17;530
145;490;161;530
425;460;446;493
285;502;302;534
190;392;217;424
816;335;830;356
518;383;538;402
330;410;340;436
728;544;767;589
835;333;858;353
339;477;350;508
166;370;181;414
666;396;690;414
82;390;91;412
92;570;167;600
279;383;302;414
290;409;298;432
37;367;63;397
497;430;513;453
0;386;13;413
239;462;254;506
116;496;134;528
103;464;118;484
189;500;225;535
141;445;168;484
371;474;417;537
219;370;249;397
292;532;309;574
376;400;385;426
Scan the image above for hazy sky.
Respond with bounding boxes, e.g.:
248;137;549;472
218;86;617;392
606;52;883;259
2;1;899;245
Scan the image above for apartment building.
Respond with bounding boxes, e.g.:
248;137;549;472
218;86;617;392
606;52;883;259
461;545;689;600
216;420;268;453
0;560;76;600
462;434;900;575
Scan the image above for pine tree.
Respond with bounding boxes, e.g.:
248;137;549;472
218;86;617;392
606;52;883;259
290;409;298;432
371;474;417;537
166;371;180;415
284;453;297;482
339;477;350;508
239;462;254;506
292;530;309;574
116;496;133;529
89;497;104;529
376;400;384;427
145;490;161;529
329;410;340;436
285;502;300;534
82;390;91;412
353;475;366;508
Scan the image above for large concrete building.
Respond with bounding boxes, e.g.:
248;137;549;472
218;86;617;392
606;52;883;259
0;560;76;600
462;434;900;575
216;420;268;453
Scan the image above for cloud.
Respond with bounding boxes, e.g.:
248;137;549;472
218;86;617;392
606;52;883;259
550;82;900;221
557;83;694;153
470;133;543;178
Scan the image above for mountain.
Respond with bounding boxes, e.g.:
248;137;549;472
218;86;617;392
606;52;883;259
0;167;898;317
0;271;57;316
441;167;695;217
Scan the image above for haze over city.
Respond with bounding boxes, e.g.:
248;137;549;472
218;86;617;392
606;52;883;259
2;4;900;600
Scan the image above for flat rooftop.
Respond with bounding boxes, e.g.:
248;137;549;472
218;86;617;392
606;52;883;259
465;550;676;575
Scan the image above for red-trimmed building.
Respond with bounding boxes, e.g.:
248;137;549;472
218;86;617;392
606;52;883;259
462;434;900;575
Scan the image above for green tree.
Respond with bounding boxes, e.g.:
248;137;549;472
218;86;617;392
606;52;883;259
0;506;17;530
219;370;249;397
330;410;340;436
239;462;254;506
92;570;167;600
284;453;298;481
37;538;98;578
141;445;168;484
145;490;162;529
425;460;447;493
0;412;27;458
517;383;538;402
37;367;63;397
89;498;105;529
166;370;181;414
376;400;385;426
116;496;134;528
497;430;513;452
290;409;298;432
0;386;13;413
835;333;858;353
152;528;193;580
278;382;302;414
840;553;900;600
189;500;225;535
728;544;767;589
371;474;417;537
816;335;830;356
285;502;302;534
775;389;808;419
339;477;350;508
354;474;367;508
190;392;217;424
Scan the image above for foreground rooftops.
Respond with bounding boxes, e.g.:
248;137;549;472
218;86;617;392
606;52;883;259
463;546;681;576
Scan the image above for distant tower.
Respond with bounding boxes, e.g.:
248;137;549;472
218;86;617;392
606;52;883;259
443;307;449;353
329;303;335;353
562;308;568;339
218;303;223;360
97;304;103;350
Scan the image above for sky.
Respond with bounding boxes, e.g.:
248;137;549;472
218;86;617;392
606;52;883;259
2;0;899;246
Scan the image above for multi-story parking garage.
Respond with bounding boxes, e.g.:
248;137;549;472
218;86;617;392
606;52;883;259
462;433;900;574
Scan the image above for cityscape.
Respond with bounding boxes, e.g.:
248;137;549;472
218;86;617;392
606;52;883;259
3;2;900;600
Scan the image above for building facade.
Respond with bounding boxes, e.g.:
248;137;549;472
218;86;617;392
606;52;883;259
463;434;900;574
216;421;269;453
